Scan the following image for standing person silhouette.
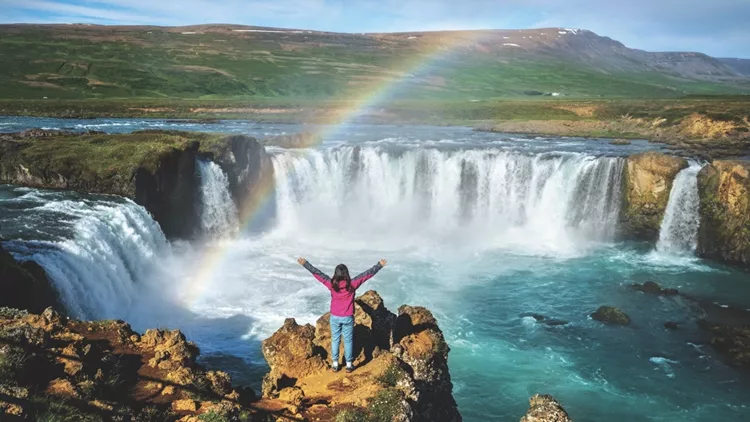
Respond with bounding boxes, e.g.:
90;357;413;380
297;257;387;372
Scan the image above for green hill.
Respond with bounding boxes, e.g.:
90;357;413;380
1;24;749;101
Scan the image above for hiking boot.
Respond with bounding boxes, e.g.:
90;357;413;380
346;365;355;373
332;365;341;373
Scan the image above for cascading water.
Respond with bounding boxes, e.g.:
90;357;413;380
197;159;239;238
5;196;169;320
656;162;704;255
271;147;624;253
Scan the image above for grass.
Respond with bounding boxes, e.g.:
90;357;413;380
376;363;406;388
0;25;748;102
2;97;749;128
335;388;405;422
2;131;232;183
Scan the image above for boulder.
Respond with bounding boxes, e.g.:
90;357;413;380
698;321;750;369
620;152;688;240
139;329;199;367
520;394;572;422
261;318;326;397
697;160;750;266
631;281;679;296
664;322;680;330
591;306;631;326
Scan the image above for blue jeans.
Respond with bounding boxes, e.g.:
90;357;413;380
330;315;354;365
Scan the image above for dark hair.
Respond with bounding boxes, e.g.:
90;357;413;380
331;264;352;293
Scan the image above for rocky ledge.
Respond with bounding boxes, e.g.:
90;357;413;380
0;129;272;239
0;291;466;421
259;290;462;421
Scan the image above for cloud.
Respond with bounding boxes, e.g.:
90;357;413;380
2;0;748;57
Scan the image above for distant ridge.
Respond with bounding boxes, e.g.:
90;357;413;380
0;24;747;99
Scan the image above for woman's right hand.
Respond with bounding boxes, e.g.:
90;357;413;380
379;259;387;267
297;257;307;265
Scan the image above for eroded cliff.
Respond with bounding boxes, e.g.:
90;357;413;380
697;160;750;266
0;130;271;239
620;152;688;240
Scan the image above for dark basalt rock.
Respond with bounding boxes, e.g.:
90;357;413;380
520;312;569;326
0;243;60;314
632;281;679;296
664;321;680;330
591;306;631;326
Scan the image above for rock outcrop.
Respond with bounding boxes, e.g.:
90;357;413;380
260;290;462;422
697;160;750;266
0;307;256;421
520;394;572;422
0;130;272;239
0;243;59;313
1;291;462;421
620;152;688;240
591;306;631;326
631;281;678;296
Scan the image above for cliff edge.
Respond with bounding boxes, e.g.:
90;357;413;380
0;291;462;421
0;130;272;239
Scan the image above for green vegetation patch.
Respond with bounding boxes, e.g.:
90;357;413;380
3;131;229;181
335;388;405;422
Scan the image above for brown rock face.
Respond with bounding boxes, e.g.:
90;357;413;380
520;394;572;422
0;309;253;421
392;305;460;422
697;160;750;266
620;152;688;240
261;290;461;421
261;318;327;397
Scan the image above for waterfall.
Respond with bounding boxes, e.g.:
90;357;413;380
197;159;239;238
271;147;624;252
7;198;169;320
656;163;703;255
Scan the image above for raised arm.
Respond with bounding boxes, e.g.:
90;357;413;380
298;257;332;289
351;259;387;289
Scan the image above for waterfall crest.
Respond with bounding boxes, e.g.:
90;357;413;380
8;198;169;320
271;147;624;252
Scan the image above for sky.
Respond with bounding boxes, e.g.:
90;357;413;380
2;0;749;58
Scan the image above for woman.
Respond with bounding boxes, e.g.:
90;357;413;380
298;257;387;373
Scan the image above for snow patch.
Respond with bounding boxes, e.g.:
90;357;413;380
503;43;520;47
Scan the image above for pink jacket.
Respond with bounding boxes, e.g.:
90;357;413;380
303;261;383;317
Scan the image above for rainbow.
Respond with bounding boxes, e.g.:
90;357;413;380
181;30;492;307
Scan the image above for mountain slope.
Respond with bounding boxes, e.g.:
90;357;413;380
719;58;750;76
0;24;747;100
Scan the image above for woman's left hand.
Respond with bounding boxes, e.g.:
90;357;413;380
297;257;307;265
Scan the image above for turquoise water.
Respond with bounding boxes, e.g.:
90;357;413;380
2;117;749;421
